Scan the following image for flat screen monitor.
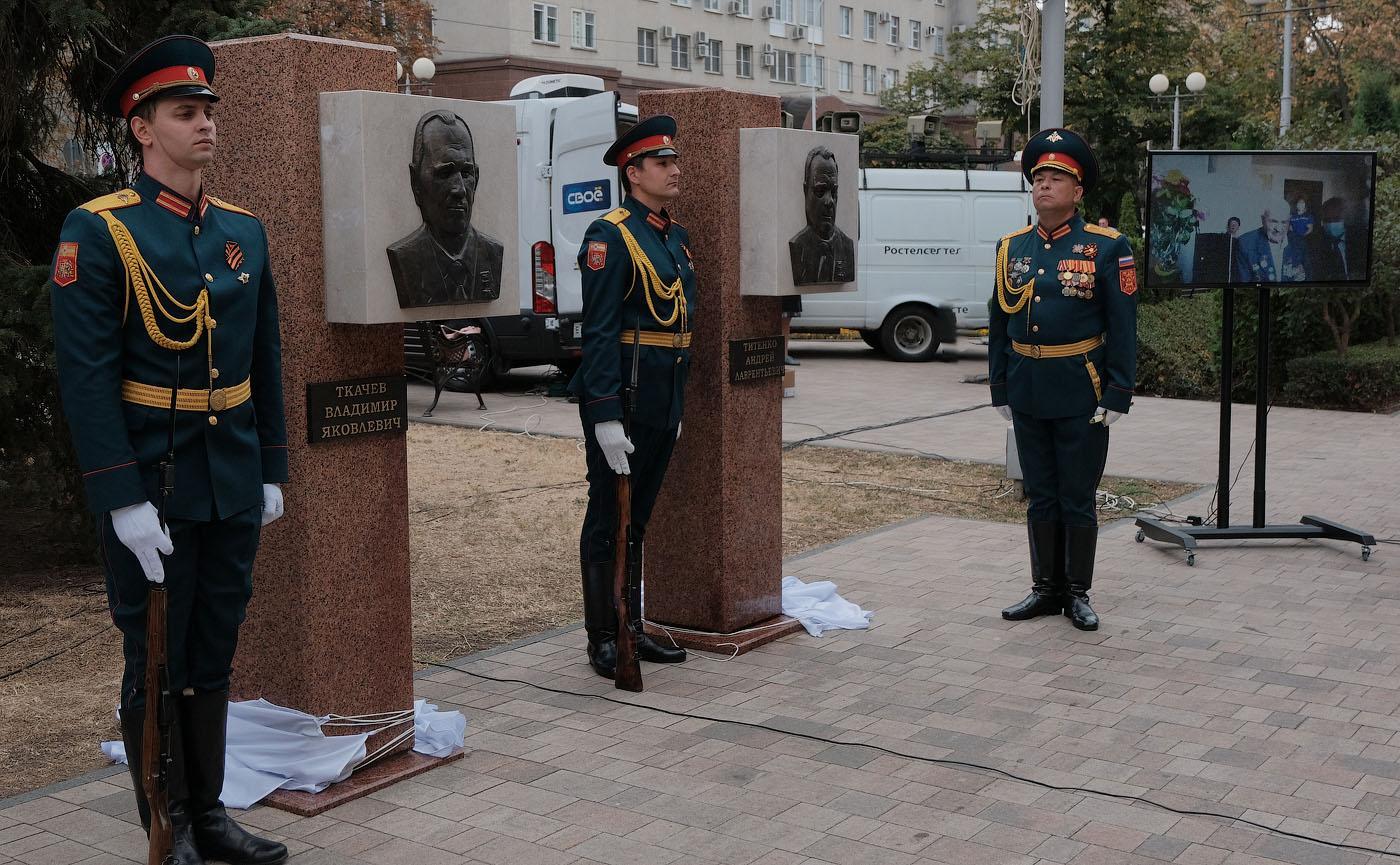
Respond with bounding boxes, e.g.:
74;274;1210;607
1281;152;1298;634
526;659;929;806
1144;150;1376;290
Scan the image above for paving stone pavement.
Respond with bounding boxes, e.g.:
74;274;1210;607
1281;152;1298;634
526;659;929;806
5;341;1397;864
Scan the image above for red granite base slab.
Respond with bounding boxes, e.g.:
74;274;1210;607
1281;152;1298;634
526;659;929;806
645;615;804;655
261;748;464;816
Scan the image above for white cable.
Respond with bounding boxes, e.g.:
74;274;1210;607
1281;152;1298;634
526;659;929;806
475;396;550;433
1012;0;1041;119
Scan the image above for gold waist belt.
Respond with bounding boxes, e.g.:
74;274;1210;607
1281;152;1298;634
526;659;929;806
620;331;692;349
121;377;251;412
1011;334;1104;359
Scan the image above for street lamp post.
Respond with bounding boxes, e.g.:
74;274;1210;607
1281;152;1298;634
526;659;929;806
1148;71;1207;150
399;57;436;94
1242;0;1337;136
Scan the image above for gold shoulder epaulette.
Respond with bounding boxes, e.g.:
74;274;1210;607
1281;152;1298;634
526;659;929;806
206;195;256;218
1000;224;1034;243
1084;223;1121;239
79;189;140;214
602;208;630;225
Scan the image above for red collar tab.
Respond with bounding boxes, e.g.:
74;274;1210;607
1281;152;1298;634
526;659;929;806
1036;222;1072;242
153;188;208;221
624;134;676;164
645;211;670;232
1032;151;1083;182
120;64;211;117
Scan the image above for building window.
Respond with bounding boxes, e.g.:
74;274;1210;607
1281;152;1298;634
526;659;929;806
703;39;723;72
637;28;657;65
838;60;852;91
533;3;559;43
932;25;945;55
839;6;852;36
705;0;721;8
736;43;753;77
801;0;823;27
775;0;795;23
799;53;826;87
672;34;692;69
884;67;898;90
862;63;876;94
888;15;899;45
771;49;796;83
672;0;691;5
862;10;876;40
571;9;596;49
909;19;921;49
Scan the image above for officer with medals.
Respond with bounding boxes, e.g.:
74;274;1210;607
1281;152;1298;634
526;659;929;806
569;116;693;678
49;36;288;865
989;128;1138;632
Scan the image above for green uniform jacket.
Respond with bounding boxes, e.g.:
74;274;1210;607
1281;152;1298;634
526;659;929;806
49;173;288;520
988;215;1138;418
568;196;696;430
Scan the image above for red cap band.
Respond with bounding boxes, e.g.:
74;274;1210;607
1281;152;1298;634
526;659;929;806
1032;151;1082;181
119;65;211;117
623;134;676;163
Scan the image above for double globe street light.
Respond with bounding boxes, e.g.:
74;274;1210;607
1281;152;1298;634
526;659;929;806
396;57;436;94
1149;71;1207;150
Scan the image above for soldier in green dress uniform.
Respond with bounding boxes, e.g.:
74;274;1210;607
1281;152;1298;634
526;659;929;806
569;115;692;678
989;128;1138;631
49;35;288;865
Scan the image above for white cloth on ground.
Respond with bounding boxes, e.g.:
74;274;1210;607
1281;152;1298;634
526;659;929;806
101;698;466;809
781;575;873;637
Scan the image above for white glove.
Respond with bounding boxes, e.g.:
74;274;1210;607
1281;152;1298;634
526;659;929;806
595;420;634;475
994;405;1013;422
675;422;682;442
1093;408;1124;427
261;483;284;526
110;502;173;584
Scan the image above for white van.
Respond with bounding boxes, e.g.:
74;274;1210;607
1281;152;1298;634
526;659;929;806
407;75;634;378
793;167;1033;361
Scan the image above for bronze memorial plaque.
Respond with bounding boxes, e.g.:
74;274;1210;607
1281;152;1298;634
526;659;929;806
728;336;785;384
306;375;408;444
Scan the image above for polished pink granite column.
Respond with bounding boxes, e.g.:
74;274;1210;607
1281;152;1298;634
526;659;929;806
639;89;803;653
206;35;456;815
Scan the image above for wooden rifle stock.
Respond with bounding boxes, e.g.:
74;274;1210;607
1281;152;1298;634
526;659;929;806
142;587;173;865
612;479;642;692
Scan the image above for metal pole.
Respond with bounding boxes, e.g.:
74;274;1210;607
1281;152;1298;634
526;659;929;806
1172;86;1181;150
811;36;818;131
1254;285;1270;527
1280;0;1293;135
1039;0;1065;130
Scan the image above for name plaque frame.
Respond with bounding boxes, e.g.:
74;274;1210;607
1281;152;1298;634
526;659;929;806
728;335;785;384
306;375;408;444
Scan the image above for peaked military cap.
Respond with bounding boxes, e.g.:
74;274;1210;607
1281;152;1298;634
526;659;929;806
604;114;679;167
1021;128;1098;193
101;34;218;119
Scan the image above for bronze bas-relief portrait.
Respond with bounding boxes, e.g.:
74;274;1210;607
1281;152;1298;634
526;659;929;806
789;145;855;286
387;110;504;308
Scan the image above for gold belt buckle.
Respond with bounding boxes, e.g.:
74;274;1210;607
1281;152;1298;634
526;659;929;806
1030;345;1042;359
209;388;228;411
672;333;685;348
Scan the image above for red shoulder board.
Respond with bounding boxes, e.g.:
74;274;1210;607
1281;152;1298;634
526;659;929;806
587;241;607;271
53;242;78;287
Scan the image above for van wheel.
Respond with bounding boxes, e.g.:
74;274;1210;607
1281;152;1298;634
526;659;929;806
880;306;940;362
859;329;884;351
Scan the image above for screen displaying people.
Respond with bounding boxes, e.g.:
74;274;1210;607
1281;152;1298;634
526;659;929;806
387;110;504;308
1145;151;1374;289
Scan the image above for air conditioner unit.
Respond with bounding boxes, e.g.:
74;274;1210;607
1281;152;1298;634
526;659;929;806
926;24;938;36
726;0;742;13
760;5;776;19
763;42;774;52
696;41;711;58
788;24;807;39
661;25;675;39
695;30;709;44
877;11;891;23
953;24;968;33
761;50;776;67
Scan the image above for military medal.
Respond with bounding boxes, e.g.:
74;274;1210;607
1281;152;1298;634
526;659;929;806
238;272;250;284
1082;242;1097;258
225;240;243;270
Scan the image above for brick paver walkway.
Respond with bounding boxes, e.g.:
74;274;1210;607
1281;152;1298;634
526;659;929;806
4;340;1396;864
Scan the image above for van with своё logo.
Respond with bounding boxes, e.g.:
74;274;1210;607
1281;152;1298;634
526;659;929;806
794;167;1033;361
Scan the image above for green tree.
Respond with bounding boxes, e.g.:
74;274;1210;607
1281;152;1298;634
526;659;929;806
1353;70;1397;135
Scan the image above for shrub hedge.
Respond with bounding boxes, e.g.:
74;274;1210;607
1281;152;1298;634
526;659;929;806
1283;340;1400;412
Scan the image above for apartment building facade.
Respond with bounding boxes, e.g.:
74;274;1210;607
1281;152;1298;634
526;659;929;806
430;0;977;112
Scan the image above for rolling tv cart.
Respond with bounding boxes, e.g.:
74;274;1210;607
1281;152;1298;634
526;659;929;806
1133;285;1375;566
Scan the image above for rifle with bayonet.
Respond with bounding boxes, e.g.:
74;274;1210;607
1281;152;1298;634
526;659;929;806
613;327;643;692
143;356;178;865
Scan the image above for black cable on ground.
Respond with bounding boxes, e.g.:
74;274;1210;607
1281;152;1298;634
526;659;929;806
0;628;109;681
416;659;1399;861
782;404;989;451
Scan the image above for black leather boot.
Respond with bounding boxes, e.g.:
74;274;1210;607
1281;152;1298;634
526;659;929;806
120;701;206;864
182;691;289;865
582;561;618;678
628;542;686;664
1063;525;1100;631
1002;521;1064;620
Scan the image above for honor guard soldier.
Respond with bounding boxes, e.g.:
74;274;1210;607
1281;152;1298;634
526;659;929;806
989;128;1138;631
49;36;288;864
570;115;692;678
